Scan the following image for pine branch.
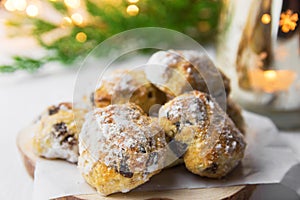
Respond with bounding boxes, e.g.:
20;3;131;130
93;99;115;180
32;19;57;35
1;0;224;73
0;65;17;73
49;1;68;14
0;56;48;73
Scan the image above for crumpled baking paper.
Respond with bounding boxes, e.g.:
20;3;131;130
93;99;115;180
32;111;299;200
278;131;300;196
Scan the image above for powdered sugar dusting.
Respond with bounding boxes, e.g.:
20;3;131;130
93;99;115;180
146;50;211;97
146;52;173;85
100;70;136;96
114;73;136;93
159;91;208;127
42;136;78;163
148;50;181;66
159;91;246;161
79;104;166;175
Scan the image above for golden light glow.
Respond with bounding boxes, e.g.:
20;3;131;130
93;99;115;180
126;5;139;16
127;0;139;3
14;0;27;11
198;21;211;33
64;0;80;9
4;0;28;11
4;0;16;11
264;70;277;80
249;69;297;93
61;16;73;27
76;32;87;42
71;13;83;25
280;10;298;33
261;13;271;24
26;5;39;17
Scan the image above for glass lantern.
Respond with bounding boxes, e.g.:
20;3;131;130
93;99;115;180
217;0;300;129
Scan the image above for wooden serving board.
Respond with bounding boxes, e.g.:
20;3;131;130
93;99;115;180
17;125;256;200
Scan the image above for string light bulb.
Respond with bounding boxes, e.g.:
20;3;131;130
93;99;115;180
264;70;277;81
4;0;28;12
26;4;39;17
126;5;139;16
4;0;16;11
61;16;73;27
127;0;139;3
64;0;80;9
71;13;83;25
76;32;87;42
261;13;271;24
15;0;27;11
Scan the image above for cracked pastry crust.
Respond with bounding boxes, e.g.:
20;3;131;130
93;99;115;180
158;91;246;178
78;103;167;196
146;50;231;98
146;50;245;133
32;102;86;163
93;69;167;114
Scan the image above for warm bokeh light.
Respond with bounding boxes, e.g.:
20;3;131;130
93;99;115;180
76;32;87;42
127;0;139;3
261;13;271;24
280;10;298;33
15;0;27;11
4;0;28;12
26;5;39;17
198;21;211;32
61;16;72;27
264;70;277;81
126;5;139;16
64;0;80;9
71;13;83;25
4;0;16;11
249;69;297;93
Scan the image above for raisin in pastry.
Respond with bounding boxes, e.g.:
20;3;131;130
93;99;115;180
78;103;167;195
32;102;86;163
158;91;246;178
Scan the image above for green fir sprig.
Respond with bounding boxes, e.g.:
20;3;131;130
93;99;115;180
0;0;223;73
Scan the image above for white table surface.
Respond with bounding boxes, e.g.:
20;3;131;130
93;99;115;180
0;18;300;200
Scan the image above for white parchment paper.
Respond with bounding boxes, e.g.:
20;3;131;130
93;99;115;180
278;131;300;196
32;112;299;200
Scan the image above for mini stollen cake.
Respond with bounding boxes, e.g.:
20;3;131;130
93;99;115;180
93;69;167;114
145;50;231;98
78;103;167;196
32;102;86;163
146;50;245;133
158;91;246;178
